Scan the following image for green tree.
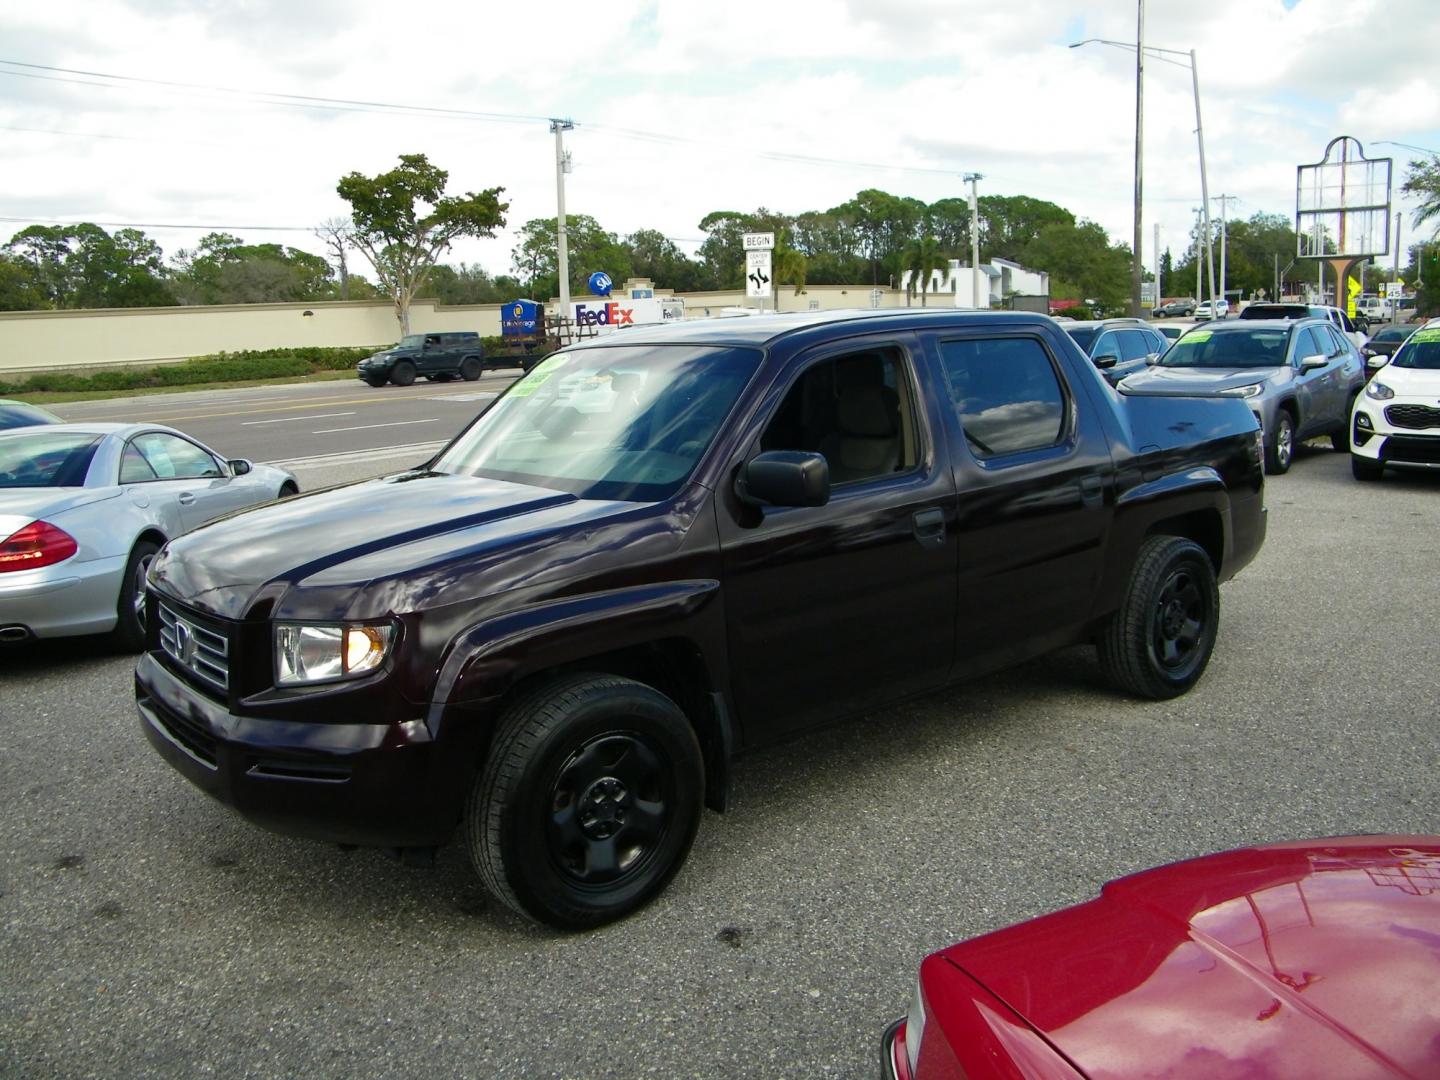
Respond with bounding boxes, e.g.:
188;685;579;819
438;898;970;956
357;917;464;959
6;223;174;308
773;244;808;296
1023;219;1130;313
511;215;633;300
0;254;49;310
169;233;334;305
337;153;508;333
624;228;703;291
977;195;1075;262
1402;155;1440;241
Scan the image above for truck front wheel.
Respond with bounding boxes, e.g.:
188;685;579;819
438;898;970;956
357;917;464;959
465;673;704;929
1097;535;1219;700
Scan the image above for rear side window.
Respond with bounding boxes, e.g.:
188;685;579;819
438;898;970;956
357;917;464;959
1118;330;1151;362
939;337;1067;458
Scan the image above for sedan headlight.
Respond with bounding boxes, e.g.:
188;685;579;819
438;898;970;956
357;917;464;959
1221;383;1266;399
275;622;394;685
1366;380;1395;400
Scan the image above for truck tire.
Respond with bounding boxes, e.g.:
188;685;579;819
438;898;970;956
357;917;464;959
389;361;416;387
109;538;161;653
460;356;482;381
1264;410;1294;474
1097;535;1219;700
465;673;704;929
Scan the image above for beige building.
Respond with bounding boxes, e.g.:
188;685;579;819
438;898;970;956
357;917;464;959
0;280;914;376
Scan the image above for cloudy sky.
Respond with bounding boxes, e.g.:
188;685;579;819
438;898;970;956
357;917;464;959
5;0;1439;288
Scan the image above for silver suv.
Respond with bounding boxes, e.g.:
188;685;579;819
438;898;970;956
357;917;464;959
1117;318;1366;474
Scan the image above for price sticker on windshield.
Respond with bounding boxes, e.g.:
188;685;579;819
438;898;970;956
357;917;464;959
1411;328;1440;343
1185;330;1213;343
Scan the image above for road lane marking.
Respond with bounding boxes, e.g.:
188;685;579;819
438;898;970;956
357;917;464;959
263;441;447;470
135;381;516;423
243;412;355;425
429;392;497;402
311;418;442;434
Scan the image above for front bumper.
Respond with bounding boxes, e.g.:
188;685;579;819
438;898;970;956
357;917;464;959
136;651;471;848
1351;401;1440;468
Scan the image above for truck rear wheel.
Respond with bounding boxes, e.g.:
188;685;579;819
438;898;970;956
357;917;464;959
460;357;482;381
1097;535;1218;700
465;673;704;929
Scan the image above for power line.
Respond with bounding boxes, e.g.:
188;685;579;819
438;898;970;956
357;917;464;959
0;215;311;232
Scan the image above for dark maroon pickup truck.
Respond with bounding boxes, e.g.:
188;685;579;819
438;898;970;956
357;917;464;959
136;309;1266;928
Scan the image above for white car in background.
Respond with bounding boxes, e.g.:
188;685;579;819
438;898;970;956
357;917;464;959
1350;318;1440;481
0;423;297;649
1193;299;1230;320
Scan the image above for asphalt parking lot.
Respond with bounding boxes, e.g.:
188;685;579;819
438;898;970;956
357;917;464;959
2;441;1438;1079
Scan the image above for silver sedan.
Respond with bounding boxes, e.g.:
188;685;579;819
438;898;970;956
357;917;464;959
0;423;297;650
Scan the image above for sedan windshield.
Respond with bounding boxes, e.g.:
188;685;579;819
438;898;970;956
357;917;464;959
1064;328;1098;351
0;432;103;488
1161;328;1289;368
1392;329;1440;370
1371;326;1414;345
433;345;762;501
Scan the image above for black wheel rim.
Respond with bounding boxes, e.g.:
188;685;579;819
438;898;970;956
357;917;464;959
1150;565;1209;674
546;732;671;887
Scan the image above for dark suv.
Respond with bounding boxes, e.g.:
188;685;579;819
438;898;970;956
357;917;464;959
1060;319;1170;385
358;331;487;387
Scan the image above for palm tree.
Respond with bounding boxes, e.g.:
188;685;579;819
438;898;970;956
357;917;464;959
773;245;808;298
902;236;947;306
1404;156;1440;240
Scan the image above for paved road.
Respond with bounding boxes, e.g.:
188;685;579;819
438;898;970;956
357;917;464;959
47;371;522;465
3;445;1439;1078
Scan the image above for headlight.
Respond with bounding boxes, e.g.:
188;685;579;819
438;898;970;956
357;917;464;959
1366;380;1395;400
275;622;394;685
1221;383;1265;399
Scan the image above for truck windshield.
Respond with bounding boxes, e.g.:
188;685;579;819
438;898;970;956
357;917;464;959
433;345;762;501
1161;328;1288;368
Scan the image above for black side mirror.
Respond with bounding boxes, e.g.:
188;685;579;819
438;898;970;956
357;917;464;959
227;458;253;476
1093;352;1120;369
736;451;830;508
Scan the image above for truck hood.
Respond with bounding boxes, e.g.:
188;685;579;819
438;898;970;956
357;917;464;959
941;836;1440;1079
1120;365;1284;395
150;471;634;620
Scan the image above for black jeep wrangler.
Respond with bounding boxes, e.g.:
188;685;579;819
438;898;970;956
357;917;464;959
357;332;486;387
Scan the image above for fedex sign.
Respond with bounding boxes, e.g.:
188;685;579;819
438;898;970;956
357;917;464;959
573;301;635;327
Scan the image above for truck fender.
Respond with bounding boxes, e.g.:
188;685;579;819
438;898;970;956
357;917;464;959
427;579;722;713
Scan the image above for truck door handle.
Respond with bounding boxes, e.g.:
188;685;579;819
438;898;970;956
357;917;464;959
1078;476;1104;506
912;508;946;548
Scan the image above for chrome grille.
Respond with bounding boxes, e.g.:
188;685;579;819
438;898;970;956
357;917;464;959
157;601;230;693
1385;404;1440;430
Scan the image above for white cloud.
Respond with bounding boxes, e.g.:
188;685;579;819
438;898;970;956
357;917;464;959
2;0;1437;287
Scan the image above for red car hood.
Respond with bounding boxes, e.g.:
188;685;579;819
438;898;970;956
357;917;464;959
940;837;1440;1079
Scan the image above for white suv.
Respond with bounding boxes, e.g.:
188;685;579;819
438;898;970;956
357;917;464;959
1350;317;1440;481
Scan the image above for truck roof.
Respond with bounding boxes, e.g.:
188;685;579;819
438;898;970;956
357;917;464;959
564;307;1055;350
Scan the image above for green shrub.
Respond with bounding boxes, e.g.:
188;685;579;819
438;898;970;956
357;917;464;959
0;345;379;396
1051;305;1092;320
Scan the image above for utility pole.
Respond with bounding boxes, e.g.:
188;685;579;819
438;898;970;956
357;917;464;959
1131;0;1145;318
1393;210;1402;323
1213;193;1233;310
551;118;575;319
964;172;983;309
1194;207;1202;302
1154;222;1161;304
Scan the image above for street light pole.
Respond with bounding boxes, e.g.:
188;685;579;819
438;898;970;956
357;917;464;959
1132;0;1145;318
1070;36;1215;312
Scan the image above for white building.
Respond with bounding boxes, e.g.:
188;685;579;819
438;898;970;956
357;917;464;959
899;258;1050;309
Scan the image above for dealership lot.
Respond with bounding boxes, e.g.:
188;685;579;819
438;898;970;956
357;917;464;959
2;440;1438;1078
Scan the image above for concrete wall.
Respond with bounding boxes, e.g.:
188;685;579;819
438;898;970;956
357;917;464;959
0;299;506;374
0;285;918;374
